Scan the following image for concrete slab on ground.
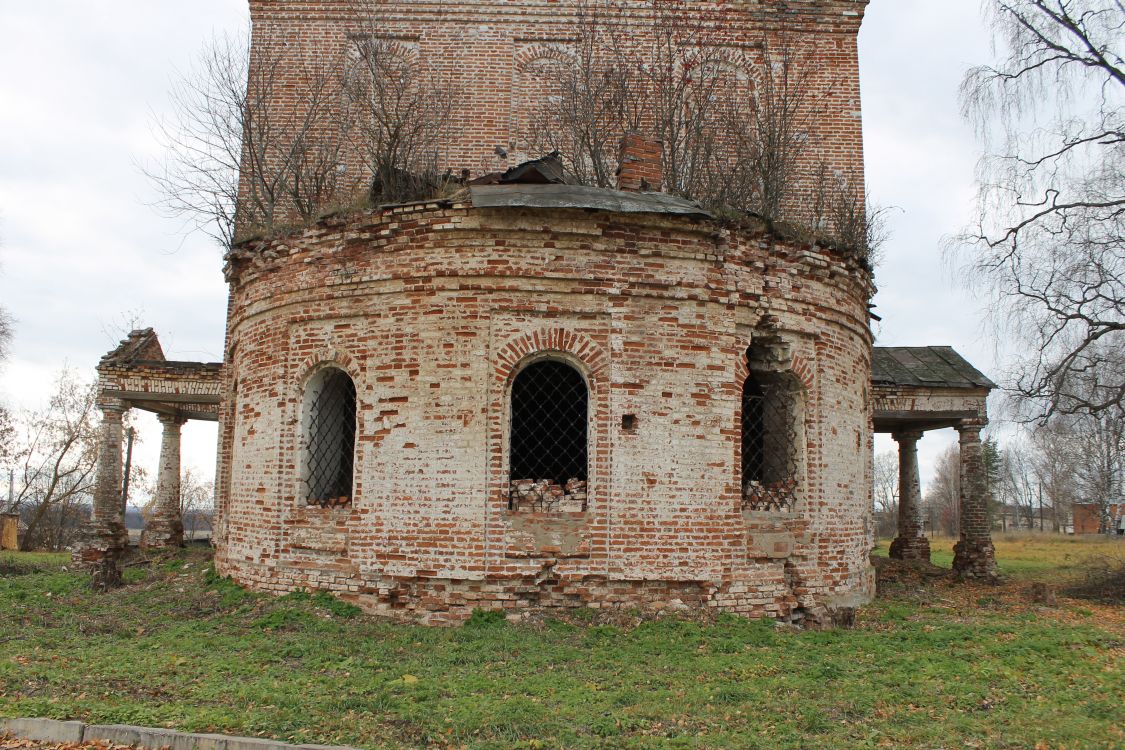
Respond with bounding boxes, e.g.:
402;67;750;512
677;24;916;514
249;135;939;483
0;718;358;750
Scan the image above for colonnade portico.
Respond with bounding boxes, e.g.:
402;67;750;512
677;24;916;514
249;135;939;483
872;346;999;580
75;329;222;588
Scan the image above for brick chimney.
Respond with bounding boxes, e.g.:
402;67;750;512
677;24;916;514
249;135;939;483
616;133;664;192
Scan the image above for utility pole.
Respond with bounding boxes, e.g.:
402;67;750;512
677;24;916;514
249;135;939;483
1038;484;1044;532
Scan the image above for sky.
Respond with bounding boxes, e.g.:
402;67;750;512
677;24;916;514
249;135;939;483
0;0;1000;504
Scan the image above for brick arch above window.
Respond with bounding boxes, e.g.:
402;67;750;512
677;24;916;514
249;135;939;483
697;49;754;83
513;43;577;71
294;347;362;390
348;35;421;63
495;327;608;388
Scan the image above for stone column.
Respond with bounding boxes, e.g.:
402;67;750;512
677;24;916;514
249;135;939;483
140;414;186;549
74;399;129;589
889;430;930;561
952;420;999;580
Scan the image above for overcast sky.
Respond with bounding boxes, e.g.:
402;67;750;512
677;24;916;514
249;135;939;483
0;0;1000;504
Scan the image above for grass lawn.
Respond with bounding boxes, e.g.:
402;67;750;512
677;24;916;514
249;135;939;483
872;533;1125;578
1;539;1122;750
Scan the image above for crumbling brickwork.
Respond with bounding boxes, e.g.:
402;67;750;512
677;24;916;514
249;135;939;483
213;199;876;624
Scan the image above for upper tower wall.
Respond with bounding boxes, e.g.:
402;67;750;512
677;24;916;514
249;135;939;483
242;0;868;220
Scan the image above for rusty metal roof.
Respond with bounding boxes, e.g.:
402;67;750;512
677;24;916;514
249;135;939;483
872;346;996;389
469;183;712;218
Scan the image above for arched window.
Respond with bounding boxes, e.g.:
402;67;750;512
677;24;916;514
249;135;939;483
508;359;589;512
741;362;801;512
302;368;356;508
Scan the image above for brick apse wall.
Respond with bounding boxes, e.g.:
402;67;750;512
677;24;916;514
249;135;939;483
212;0;876;624
213;199;876;624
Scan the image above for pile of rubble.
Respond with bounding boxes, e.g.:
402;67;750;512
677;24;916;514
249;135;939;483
742;478;797;512
306;495;351;508
509;478;587;512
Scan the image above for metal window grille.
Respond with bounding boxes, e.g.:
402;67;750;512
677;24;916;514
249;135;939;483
741;374;798;511
304;369;356;508
509;360;589;512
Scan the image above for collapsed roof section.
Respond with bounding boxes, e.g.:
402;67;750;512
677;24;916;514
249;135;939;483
97;329;223;422
99;328;166;367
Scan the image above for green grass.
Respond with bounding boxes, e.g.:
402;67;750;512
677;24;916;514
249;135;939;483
874;533;1123;578
0;543;1121;750
0;551;69;570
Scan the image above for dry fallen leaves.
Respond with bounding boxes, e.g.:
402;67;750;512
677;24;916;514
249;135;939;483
1;738;137;750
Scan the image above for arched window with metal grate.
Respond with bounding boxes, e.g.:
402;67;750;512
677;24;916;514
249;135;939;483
301;367;357;508
508;359;589;512
741;365;801;512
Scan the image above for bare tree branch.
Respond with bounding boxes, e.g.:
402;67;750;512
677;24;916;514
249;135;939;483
345;0;463;204
5;370;98;551
145;27;360;247
955;0;1124;421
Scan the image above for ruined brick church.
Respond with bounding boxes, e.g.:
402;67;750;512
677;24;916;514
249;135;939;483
79;0;1000;624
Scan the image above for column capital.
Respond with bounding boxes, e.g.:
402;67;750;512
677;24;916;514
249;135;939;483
97;398;128;417
956;419;987;440
157;413;188;427
892;429;924;444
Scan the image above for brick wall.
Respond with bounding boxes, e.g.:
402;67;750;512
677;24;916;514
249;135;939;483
243;0;868;210
213;200;876;624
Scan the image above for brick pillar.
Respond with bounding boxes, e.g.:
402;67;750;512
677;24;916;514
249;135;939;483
140;415;186;549
74;399;129;589
616;133;664;192
952;420;999;580
889;430;930;561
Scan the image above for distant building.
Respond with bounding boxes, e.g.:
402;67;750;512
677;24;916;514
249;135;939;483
1;513;19;551
1073;503;1125;535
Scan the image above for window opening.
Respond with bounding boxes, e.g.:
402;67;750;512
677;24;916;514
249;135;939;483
741;367;799;512
304;368;356;507
509;359;588;512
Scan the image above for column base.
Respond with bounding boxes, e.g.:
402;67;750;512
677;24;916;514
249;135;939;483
952;539;999;581
73;521;129;590
889;535;931;562
139;516;184;550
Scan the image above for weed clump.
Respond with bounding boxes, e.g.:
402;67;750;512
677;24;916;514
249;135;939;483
312;590;362;618
464;608;507;627
203;563;252;606
1063;554;1125;603
0;558;37;576
253;608;314;631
